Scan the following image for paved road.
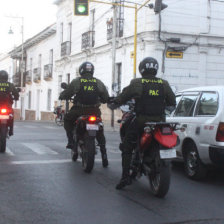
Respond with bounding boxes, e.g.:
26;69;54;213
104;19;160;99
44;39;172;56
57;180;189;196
0;121;224;224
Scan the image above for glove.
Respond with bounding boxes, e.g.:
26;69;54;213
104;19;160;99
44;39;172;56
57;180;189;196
59;95;63;100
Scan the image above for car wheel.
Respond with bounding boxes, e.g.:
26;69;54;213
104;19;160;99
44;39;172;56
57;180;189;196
183;142;207;180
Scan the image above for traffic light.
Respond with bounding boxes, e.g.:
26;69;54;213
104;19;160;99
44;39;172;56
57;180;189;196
74;0;89;16
154;0;168;13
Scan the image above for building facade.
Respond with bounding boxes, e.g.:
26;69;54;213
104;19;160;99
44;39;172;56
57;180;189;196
6;0;224;121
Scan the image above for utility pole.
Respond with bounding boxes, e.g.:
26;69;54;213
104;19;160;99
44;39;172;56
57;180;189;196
111;0;117;128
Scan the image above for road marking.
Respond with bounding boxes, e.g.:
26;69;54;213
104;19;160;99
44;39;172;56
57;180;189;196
23;125;37;129
10;158;121;165
6;147;15;156
11;159;71;165
22;143;58;155
43;126;57;129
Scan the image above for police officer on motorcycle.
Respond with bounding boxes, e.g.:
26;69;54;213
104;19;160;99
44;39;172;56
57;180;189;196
110;57;176;189
0;70;20;136
59;62;109;167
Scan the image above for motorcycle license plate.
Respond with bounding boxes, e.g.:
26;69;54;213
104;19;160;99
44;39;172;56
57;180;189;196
0;115;9;119
86;124;99;130
160;149;176;159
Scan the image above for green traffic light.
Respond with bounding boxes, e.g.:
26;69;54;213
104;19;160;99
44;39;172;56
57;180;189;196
77;5;86;13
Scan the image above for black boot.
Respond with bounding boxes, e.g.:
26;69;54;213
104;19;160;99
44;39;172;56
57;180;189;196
116;169;132;190
9;126;13;136
66;132;74;149
100;146;108;167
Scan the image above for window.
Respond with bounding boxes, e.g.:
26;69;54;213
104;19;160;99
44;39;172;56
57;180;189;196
60;23;63;43
47;89;52;111
49;49;53;64
68;22;72;42
66;73;70;84
174;95;198;117
196;92;218;116
90;9;95;31
58;75;62;97
38;54;42;68
28;91;31;109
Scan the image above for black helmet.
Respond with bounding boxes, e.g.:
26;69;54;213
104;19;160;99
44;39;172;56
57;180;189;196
138;57;159;77
0;70;8;82
79;62;94;76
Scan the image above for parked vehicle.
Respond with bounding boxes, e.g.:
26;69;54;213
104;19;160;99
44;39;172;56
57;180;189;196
53;106;64;126
167;86;224;180
0;105;12;153
118;101;179;198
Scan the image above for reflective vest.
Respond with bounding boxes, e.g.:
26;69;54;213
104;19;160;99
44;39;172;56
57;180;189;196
76;78;99;105
0;82;11;102
135;78;165;116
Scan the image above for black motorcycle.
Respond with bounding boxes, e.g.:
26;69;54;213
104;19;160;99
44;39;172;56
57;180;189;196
61;82;104;173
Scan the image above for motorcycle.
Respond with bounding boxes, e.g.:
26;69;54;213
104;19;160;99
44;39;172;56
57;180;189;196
71;115;104;173
117;101;179;198
0;105;13;153
53;105;64;126
60;82;104;173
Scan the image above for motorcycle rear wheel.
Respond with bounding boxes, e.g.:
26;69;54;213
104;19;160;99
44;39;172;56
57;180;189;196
82;135;95;173
148;144;171;198
55;116;63;126
0;124;7;153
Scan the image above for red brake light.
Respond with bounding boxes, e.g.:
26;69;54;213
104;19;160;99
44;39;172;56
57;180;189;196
216;122;224;142
0;108;8;114
89;116;97;122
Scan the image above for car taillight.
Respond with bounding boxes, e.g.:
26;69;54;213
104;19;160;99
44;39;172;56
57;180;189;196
0;108;8;114
216;122;224;142
89;116;97;122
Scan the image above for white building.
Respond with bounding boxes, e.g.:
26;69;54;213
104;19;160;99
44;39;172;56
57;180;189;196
7;0;224;121
10;24;57;120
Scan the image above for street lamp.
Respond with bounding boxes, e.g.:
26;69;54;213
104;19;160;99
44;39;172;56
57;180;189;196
7;16;25;120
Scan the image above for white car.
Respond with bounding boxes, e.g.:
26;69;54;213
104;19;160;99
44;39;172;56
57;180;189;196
167;86;224;180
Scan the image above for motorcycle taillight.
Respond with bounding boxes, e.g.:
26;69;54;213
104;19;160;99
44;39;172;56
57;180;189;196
89;116;97;122
0;108;8;114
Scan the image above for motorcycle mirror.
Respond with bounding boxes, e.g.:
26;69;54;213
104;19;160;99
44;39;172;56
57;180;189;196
117;119;122;123
61;82;68;89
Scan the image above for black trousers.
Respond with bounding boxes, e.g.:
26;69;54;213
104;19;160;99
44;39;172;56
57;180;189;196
64;106;106;147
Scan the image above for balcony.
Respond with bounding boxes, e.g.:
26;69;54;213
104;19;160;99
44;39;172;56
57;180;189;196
106;18;124;41
25;70;32;85
44;64;53;81
81;31;95;50
13;72;20;87
12;72;26;87
33;67;41;83
61;41;71;57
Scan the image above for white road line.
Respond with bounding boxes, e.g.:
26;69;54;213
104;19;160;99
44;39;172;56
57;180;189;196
6;147;15;156
22;143;58;155
11;158;121;165
43;126;57;129
23;125;37;129
11;159;71;165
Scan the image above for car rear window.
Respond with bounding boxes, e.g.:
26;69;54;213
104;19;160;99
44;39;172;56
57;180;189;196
196;92;218;116
174;95;198;117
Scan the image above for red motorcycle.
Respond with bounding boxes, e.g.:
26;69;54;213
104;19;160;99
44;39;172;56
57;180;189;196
54;106;65;126
0;105;12;153
118;101;179;198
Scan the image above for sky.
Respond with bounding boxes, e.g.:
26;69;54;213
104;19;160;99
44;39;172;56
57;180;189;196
0;0;57;54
